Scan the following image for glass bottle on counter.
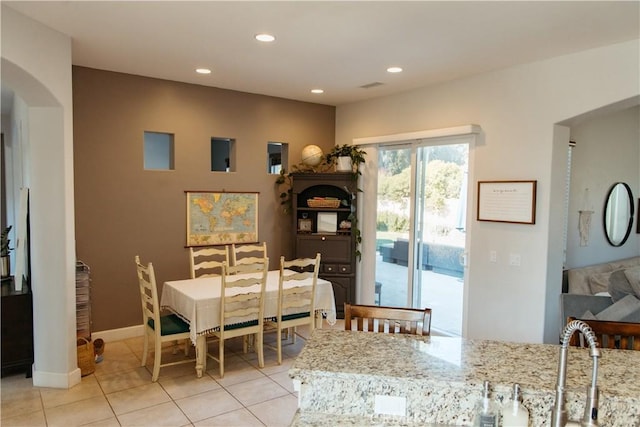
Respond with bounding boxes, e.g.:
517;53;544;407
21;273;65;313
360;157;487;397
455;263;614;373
502;383;529;427
474;380;499;427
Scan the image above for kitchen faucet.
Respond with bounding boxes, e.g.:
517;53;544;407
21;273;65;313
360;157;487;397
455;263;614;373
551;319;601;427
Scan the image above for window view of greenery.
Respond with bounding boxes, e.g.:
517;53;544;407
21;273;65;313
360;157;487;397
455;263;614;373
377;144;467;250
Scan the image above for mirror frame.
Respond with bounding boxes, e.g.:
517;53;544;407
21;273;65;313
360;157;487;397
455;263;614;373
603;182;634;247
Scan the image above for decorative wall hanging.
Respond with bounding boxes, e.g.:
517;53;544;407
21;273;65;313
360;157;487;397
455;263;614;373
477;180;537;224
186;191;258;246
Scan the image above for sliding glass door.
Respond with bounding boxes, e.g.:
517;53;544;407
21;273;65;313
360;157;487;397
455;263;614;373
374;142;468;336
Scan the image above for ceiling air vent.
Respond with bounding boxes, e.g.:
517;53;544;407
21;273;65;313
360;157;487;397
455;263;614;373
360;82;384;89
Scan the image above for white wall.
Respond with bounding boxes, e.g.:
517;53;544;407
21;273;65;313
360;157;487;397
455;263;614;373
336;39;640;343
566;106;640;267
1;6;79;388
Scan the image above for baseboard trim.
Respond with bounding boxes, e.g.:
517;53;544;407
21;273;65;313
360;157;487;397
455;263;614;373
92;324;144;342
32;366;81;389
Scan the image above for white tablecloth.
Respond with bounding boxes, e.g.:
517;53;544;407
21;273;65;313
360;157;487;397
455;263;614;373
161;269;336;345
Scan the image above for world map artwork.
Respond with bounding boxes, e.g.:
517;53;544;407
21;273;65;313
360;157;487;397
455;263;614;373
186;192;258;246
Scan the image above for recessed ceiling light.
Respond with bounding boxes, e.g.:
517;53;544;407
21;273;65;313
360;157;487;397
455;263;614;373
387;67;403;73
311;89;324;94
195;68;211;74
255;33;275;42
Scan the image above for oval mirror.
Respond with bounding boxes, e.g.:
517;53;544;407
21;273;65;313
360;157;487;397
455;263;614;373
603;182;634;247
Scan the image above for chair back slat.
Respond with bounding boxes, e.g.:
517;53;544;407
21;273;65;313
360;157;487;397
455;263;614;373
567;317;640;350
220;261;268;331
231;242;267;268
345;303;432;336
135;255;161;327
190;246;229;278
279;254;321;320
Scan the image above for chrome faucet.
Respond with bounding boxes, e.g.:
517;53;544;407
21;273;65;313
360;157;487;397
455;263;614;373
551;319;601;427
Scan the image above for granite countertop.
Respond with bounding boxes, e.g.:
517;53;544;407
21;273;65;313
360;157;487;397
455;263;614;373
289;329;640;426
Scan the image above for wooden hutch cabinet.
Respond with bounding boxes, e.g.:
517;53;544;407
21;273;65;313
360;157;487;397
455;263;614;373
1;277;33;377
292;172;357;318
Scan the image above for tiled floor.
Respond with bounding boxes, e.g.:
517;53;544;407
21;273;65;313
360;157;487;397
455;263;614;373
1;322;343;427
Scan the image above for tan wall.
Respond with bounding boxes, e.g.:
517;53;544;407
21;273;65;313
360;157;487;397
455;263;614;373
72;66;335;332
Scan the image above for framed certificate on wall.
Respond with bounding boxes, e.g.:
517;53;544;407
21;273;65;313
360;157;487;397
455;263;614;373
477;180;537;224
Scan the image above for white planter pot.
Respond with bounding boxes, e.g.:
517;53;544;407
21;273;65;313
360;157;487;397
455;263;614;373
1;256;9;278
336;156;352;172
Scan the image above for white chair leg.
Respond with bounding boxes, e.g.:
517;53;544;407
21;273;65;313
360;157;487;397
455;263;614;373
141;330;149;367
256;331;264;368
277;327;282;365
152;338;162;382
219;338;225;378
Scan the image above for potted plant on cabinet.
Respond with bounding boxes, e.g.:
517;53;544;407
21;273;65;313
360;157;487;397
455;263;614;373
1;226;12;278
324;144;367;175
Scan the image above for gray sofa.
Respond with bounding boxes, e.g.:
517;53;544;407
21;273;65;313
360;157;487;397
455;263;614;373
561;256;640;325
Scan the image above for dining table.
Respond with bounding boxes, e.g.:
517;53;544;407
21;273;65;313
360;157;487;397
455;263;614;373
160;269;337;377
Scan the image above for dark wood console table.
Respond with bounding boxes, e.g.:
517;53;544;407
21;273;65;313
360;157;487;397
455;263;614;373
1;277;33;377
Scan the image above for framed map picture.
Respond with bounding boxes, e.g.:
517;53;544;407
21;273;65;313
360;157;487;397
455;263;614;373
186;191;258;246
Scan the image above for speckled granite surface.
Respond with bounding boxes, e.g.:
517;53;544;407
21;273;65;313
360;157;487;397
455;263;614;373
289;329;640;426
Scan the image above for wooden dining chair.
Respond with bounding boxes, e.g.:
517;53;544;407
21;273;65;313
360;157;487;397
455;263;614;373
206;259;268;378
344;303;432;335
189;245;229;278
567;317;640;350
266;254;321;364
231;242;267;273
134;255;195;382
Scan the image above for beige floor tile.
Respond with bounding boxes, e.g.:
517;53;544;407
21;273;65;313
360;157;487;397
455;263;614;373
175;388;243;422
269;370;295;393
259;356;294;376
0;387;43;419
0;374;37;393
40;375;103;408
207;354;265;386
0;408;46;427
44;395;114;426
159;373;221;400
94;349;145;378
193;407;264;427
81;416;122;426
117;401;190;426
247;393;298;427
106;382;171;415
225;376;289;407
96;366;152;394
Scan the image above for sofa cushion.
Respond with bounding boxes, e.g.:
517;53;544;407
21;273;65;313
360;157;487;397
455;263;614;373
608;269;634;302
595;294;640;322
580;310;598;320
560;294;613;324
623;266;640;297
567;256;640;295
568;264;612;294
589;271;614;295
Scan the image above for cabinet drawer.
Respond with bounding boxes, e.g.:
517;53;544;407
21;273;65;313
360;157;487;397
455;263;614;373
338;264;351;274
323;263;352;274
296;235;351;262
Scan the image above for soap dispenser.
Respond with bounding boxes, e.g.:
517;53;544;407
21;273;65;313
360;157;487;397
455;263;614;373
502;383;529;427
474;380;499;427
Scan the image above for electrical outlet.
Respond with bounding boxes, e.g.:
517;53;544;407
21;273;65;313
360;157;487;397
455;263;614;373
374;395;406;416
490;250;497;263
509;253;521;266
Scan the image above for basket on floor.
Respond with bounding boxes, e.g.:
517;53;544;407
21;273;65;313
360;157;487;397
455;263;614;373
77;337;96;376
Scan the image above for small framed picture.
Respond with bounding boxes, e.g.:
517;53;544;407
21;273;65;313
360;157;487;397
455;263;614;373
298;218;312;232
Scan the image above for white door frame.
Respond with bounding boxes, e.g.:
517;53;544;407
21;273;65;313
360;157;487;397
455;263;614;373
352;124;480;337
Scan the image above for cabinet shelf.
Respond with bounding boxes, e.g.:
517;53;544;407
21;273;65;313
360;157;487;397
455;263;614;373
297;207;351;212
291;172;357;319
